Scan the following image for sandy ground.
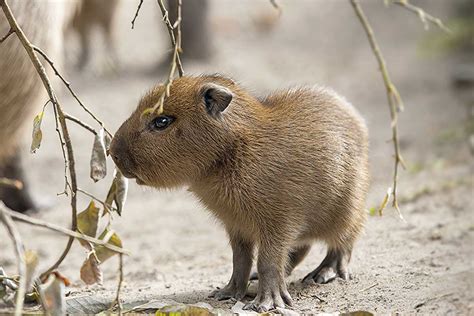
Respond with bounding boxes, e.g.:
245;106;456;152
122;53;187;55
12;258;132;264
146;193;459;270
1;0;473;314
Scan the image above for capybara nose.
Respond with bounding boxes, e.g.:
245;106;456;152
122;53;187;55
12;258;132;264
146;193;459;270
110;136;135;178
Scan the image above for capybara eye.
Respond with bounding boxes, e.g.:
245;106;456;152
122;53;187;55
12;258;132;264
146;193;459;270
150;116;175;131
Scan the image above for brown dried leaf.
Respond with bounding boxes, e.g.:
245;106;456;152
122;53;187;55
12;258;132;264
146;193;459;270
77;201;100;249
80;253;103;285
30;111;44;153
90;128;107;182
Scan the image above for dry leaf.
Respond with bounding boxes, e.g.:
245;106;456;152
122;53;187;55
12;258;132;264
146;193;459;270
104;180;116;215
80;253;103;285
30;111;44;153
114;171;128;216
51;271;71;287
39;274;66;316
24;250;38;292
378;187;392;216
104;170;128;216
95;228;123;263
90;128;107;182
77;201;100;249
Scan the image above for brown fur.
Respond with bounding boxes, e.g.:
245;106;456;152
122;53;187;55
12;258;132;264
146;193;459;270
0;0;75;211
110;75;370;311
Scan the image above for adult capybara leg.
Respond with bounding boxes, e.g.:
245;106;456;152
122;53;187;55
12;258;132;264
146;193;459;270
0;150;37;213
250;244;311;280
302;246;352;284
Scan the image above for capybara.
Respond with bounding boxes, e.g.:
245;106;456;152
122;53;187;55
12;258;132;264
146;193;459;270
110;75;369;311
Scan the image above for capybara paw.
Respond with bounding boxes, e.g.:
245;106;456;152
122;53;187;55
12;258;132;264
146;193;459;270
303;266;350;284
209;286;245;301
243;288;292;312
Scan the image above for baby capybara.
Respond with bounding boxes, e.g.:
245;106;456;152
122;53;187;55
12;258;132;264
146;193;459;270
110;75;369;312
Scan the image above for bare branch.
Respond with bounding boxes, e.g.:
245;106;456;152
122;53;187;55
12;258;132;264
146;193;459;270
392;0;450;33
269;0;282;15
0;204;26;316
1;204;129;255
64;113;97;135
131;0;144;29
110;254;124;315
0;27;13;43
32;45;112;137
350;0;405;220
156;0;183;76
142;0;184;117
77;187;117;213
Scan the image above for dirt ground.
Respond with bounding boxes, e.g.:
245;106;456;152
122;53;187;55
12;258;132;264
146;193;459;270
1;0;473;314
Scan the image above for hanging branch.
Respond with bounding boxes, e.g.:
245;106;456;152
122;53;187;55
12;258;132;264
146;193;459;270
142;0;184;116
156;0;184;76
32;45;112;137
0;204;26;316
64;113;98;135
131;0;144;29
349;0;405;220
391;0;451;33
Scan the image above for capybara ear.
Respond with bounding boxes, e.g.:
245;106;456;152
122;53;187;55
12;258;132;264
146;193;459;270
201;83;233;116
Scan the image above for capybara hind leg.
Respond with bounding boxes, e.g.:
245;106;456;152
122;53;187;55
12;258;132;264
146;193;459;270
303;247;351;284
0;150;37;213
249;244;311;280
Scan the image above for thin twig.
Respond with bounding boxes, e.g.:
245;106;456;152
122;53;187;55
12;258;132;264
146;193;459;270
361;282;379;292
77;187;116;213
0;177;23;189
1;204;129;255
51;99;70;196
0;27;13;43
131;0;144;29
350;0;405;221
32;45;112;137
64;113;97;135
143;0;183;116
0;0;80;279
0;204;26;316
269;0;282;15
110;254;124;315
392;0;450;33
156;0;183;76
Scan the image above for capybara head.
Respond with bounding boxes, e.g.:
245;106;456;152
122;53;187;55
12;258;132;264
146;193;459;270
110;75;239;188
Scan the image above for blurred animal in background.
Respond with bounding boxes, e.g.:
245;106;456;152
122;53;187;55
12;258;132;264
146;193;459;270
168;0;211;62
66;0;120;71
0;0;77;212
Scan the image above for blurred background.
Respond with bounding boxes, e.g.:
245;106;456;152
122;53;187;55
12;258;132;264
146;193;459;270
0;0;472;313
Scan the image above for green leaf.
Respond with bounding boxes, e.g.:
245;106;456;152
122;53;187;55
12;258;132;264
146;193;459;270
95;229;123;263
77;201;100;248
30;111;44;153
